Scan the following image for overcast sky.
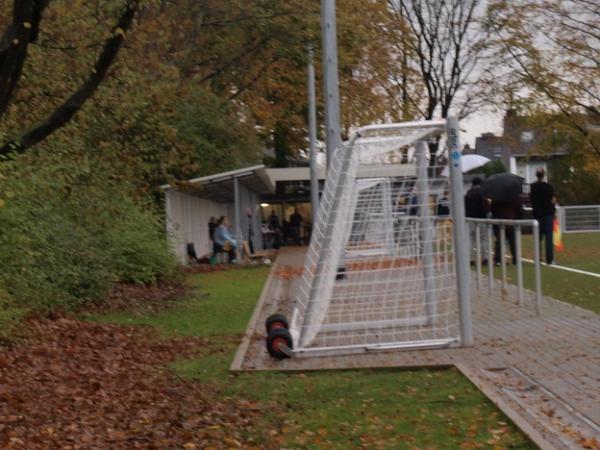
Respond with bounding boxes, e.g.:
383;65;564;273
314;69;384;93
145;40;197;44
461;110;504;148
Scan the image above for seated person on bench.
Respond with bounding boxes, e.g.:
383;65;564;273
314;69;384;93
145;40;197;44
213;216;237;263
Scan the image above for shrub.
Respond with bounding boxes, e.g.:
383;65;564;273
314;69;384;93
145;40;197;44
0;154;176;311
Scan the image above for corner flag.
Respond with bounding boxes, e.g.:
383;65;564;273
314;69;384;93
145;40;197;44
553;217;564;252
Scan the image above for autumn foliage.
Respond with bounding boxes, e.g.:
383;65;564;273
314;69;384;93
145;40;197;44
0;317;262;449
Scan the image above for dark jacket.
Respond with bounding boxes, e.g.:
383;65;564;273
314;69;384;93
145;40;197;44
465;186;489;218
530;181;555;218
436;196;450;217
490;199;523;220
209;222;217;241
290;212;303;227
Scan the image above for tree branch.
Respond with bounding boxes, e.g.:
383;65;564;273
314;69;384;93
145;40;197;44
0;0;49;119
0;1;139;157
0;1;34;118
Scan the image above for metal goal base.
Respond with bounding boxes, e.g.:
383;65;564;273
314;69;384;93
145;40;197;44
291;338;460;358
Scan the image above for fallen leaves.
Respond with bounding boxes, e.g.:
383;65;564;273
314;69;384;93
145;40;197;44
0;317;262;449
346;258;419;271
272;265;303;280
578;437;600;450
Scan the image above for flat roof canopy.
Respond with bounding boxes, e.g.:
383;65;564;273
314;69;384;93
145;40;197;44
162;165;275;203
266;164;416;182
163;162;418;203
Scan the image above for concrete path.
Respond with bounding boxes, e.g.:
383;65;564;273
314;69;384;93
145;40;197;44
232;247;600;449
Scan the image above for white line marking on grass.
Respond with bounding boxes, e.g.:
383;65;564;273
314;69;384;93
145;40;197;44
522;258;600;279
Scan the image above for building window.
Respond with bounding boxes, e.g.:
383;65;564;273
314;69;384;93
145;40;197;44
521;130;534;142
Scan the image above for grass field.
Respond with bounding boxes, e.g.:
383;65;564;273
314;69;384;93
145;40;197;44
93;267;534;449
485;232;600;313
523;232;600;273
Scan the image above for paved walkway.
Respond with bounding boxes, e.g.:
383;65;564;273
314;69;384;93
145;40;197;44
232;247;600;449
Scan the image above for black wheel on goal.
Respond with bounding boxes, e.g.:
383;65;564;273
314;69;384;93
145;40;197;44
265;314;289;333
266;328;293;359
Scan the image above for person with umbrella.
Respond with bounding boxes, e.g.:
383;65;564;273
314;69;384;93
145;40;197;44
481;173;524;266
465;177;490;264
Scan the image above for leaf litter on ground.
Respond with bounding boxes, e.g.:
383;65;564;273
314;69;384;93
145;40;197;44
0;316;264;449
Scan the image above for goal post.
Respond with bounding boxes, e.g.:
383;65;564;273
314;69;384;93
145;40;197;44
446;117;473;346
287;118;472;357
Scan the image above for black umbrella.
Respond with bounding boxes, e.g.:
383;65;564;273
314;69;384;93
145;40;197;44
480;173;524;202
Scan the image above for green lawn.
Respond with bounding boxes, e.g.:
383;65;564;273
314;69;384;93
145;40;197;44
92;267;534;449
522;232;600;273
490;263;599;313
484;232;600;313
0;303;28;345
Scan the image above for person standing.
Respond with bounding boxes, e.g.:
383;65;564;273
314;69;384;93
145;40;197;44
435;190;452;252
269;210;281;249
464;177;490;264
436;190;450;217
246;208;255;254
208;217;218;244
530;168;556;264
269;210;280;230
289;208;304;245
408;186;419;216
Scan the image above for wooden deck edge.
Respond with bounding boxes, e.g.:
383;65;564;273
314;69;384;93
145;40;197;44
241;362;455;372
229;255;280;372
456;364;557;450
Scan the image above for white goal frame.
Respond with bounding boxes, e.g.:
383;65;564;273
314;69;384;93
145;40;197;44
289;118;472;357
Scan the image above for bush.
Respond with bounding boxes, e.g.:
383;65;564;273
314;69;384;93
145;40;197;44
0;154;176;311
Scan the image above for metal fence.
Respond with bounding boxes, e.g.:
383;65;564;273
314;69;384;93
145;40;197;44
559;205;600;233
466;218;542;315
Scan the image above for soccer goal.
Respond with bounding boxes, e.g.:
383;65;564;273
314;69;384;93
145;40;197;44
265;118;472;358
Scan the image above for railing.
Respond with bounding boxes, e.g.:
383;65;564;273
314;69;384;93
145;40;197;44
466;218;542;315
559;205;600;233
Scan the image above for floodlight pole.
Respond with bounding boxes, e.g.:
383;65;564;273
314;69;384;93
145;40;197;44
308;46;320;218
321;0;341;170
447;117;473;347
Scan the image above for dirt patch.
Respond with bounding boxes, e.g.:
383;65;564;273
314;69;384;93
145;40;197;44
183;263;240;274
91;278;188;313
183;262;274;274
0;317;264;449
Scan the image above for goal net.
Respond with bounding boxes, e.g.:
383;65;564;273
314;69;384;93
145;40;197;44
289;119;471;356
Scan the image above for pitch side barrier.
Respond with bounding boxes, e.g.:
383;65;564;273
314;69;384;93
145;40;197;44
466;218;542;315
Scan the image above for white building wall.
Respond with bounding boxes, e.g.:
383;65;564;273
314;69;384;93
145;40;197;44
516;160;547;184
509;156;517;175
228;185;263;253
165;190;229;263
165;185;264;264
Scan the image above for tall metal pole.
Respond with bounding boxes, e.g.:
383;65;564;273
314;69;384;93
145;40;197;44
533;221;542;316
233;176;241;264
308;47;319;219
321;0;341;170
447;117;473;347
416;141;436;321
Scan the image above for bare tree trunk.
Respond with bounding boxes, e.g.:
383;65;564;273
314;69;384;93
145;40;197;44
387;0;486;164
